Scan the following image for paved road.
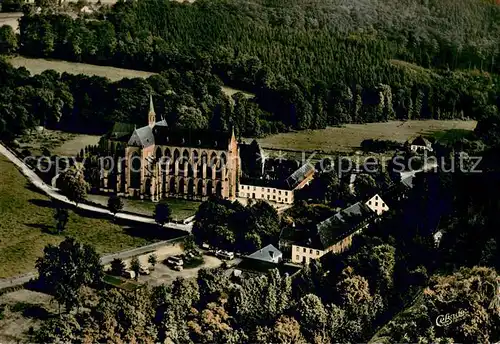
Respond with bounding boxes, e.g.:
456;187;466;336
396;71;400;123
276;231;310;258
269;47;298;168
0;238;186;290
0;143;192;232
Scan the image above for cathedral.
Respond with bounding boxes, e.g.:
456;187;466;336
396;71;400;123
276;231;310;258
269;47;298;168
101;96;239;201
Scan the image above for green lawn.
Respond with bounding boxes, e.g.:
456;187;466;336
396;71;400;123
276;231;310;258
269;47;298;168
0;154;153;278
183;256;204;269
103;274;142;291
428;128;475;145
253;120;477;153
15;129;100;157
87;194;201;221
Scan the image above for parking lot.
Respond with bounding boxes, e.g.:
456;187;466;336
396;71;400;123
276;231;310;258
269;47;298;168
112;243;227;286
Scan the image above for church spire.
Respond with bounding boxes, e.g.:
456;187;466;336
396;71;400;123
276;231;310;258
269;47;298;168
148;93;156;128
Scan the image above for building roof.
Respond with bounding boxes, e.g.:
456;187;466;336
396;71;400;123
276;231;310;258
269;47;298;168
108;122;136;141
285;163;315;189
128;126;155;148
152;126;233;150
332;202;372;222
401;175;415;189
410;136;432;147
279;226;311;244
314;202;375;249
246;244;282;263
155;119;168;127
125;124;233;150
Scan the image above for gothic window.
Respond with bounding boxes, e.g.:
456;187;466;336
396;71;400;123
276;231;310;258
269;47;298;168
130;152;141;189
210;152;217;167
197;179;203;195
169;177;176;193
206;180;213;196
220;152;227;166
179;178;185;194
188;179;194;195
182;149;190;164
192;150;199;164
196;163;203;178
201;151;208;165
173;149;180;164
215;181;222;197
155;147;163;160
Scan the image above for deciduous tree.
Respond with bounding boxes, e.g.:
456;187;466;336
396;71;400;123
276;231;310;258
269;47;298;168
107;195;124;217
57;166;88;207
53;207;69;233
0;25;17;54
109;258;126;277
130;256;141;281
36;237;102;312
154;201;172;226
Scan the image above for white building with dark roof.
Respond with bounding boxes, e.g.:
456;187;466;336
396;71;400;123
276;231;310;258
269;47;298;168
409;136;433;153
238;162;315;205
291;201;376;264
246;244;283;264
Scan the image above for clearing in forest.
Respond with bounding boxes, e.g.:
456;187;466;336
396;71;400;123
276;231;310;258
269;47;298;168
255;120;477;153
16;129;101;157
8;56;253;97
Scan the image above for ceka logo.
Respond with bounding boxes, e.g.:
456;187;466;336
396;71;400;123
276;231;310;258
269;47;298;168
435;279;500;327
435;310;468;327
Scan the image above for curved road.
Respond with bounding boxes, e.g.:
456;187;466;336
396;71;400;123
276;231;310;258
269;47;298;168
0;143;193;290
0;143;192;231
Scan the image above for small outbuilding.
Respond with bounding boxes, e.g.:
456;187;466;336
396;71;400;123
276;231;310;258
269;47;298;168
408;136;433;153
246;244;283;264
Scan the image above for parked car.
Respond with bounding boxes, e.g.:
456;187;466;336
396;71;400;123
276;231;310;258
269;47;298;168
139;266;150;275
201;243;211;250
172;265;183;271
122;270;136;279
166;256;184;266
216;250;235;260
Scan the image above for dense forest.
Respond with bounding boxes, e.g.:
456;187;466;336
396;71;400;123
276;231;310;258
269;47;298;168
6;0;499;134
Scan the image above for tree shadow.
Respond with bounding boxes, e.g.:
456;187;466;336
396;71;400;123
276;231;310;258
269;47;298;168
25;223;55;235
22;304;52;320
123;224;187;241
28;199;55;208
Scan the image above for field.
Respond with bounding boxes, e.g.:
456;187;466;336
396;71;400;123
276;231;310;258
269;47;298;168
87;194;201;221
0;154;154;278
8;56;252;97
255;120;477;153
9;56;155;82
16;129;100;157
